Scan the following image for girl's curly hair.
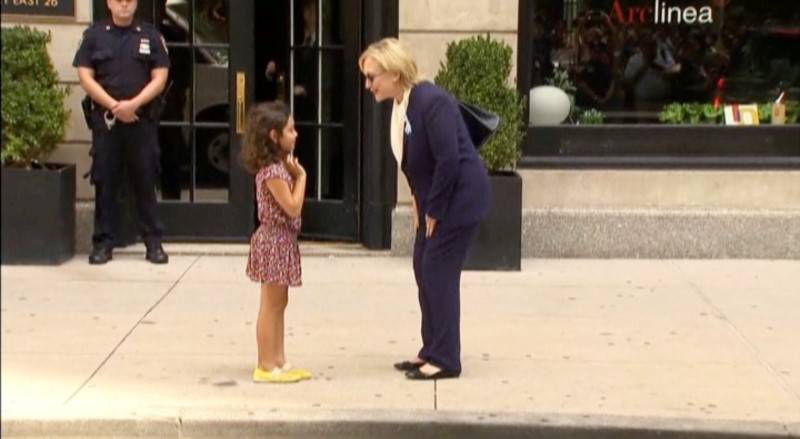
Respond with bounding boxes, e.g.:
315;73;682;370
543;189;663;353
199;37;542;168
240;101;290;174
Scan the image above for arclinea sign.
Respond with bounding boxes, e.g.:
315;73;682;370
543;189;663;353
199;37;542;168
1;0;75;19
611;0;714;25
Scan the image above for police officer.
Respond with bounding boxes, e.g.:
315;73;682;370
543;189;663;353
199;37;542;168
74;0;169;265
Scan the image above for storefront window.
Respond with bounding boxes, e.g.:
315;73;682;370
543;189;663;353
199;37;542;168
526;0;800;125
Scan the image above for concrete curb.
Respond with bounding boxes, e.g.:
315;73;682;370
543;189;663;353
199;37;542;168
390;207;800;259
78;202;800;259
2;409;796;438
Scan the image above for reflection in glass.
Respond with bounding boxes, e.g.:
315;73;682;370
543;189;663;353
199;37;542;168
161;0;191;43
157;126;191;201
159;3;190;45
161;47;192;123
194;127;230;202
157;0;232;204
320;127;343;200
194;51;230;123
255;1;290;103
321;50;344;123
322;0;344;46
294;0;318;47
528;0;800;125
193;0;229;45
293;49;318;123
295;126;318;199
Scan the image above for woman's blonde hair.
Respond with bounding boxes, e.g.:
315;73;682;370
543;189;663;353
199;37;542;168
359;38;420;89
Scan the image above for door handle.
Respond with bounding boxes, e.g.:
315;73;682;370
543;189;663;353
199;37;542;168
236;71;246;134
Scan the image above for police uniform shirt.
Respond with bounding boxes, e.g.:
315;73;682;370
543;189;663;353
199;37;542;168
73;21;170;102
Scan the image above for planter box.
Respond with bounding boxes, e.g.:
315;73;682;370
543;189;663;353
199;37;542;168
463;172;521;271
521;125;800;168
2;164;76;264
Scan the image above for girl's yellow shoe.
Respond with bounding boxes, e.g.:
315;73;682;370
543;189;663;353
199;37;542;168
282;363;312;380
252;367;302;383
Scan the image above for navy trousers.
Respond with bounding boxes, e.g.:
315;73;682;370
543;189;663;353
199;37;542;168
413;220;480;373
91;120;163;250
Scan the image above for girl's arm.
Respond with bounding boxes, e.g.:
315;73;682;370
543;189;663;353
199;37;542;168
266;174;307;219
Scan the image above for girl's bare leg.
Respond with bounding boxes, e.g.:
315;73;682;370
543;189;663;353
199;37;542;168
256;284;273;370
256;283;288;370
276;286;288;366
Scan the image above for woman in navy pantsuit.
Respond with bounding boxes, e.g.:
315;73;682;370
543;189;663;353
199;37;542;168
359;38;491;380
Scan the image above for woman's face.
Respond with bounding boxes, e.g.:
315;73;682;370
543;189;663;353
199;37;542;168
362;57;400;102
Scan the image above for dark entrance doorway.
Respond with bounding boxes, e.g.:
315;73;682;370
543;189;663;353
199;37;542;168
91;0;396;246
253;0;361;241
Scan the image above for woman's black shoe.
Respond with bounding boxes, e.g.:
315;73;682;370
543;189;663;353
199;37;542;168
405;368;460;380
393;360;425;371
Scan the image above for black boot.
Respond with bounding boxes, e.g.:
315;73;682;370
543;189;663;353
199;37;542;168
89;247;113;265
145;244;169;264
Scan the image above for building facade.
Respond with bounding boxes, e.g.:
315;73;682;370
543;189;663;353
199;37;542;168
2;0;798;258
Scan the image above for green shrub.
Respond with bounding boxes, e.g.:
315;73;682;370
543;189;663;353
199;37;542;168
658;101;797;125
578;108;605;125
788;101;800;124
1;26;70;168
547;65;577;100
434;34;525;172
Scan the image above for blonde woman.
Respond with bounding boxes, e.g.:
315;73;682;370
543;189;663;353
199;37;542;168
359;38;490;380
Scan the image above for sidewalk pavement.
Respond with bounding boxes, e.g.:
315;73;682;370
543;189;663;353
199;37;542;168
1;245;799;438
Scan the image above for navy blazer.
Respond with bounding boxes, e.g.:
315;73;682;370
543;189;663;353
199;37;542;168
401;81;491;227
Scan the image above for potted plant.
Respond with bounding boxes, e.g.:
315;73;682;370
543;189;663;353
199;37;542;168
2;26;74;264
578;108;605;125
435;34;525;270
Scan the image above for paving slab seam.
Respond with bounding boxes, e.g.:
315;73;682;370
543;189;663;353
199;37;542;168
673;262;800;424
2;409;796;438
61;255;202;406
434;379;438;410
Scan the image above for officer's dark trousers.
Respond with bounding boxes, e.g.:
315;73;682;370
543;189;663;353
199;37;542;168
413;220;480;373
91;120;163;250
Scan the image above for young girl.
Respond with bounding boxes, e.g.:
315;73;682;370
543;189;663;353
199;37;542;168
241;101;311;383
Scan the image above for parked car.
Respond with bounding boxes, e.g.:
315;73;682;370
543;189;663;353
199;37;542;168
164;0;230;186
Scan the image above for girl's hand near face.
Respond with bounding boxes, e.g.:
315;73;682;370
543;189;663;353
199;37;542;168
285;154;306;179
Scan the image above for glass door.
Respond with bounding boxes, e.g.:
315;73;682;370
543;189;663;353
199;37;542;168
97;0;360;241
151;0;254;238
288;0;360;240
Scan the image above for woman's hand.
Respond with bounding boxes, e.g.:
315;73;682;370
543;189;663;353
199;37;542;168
425;215;437;238
284;154;306;179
